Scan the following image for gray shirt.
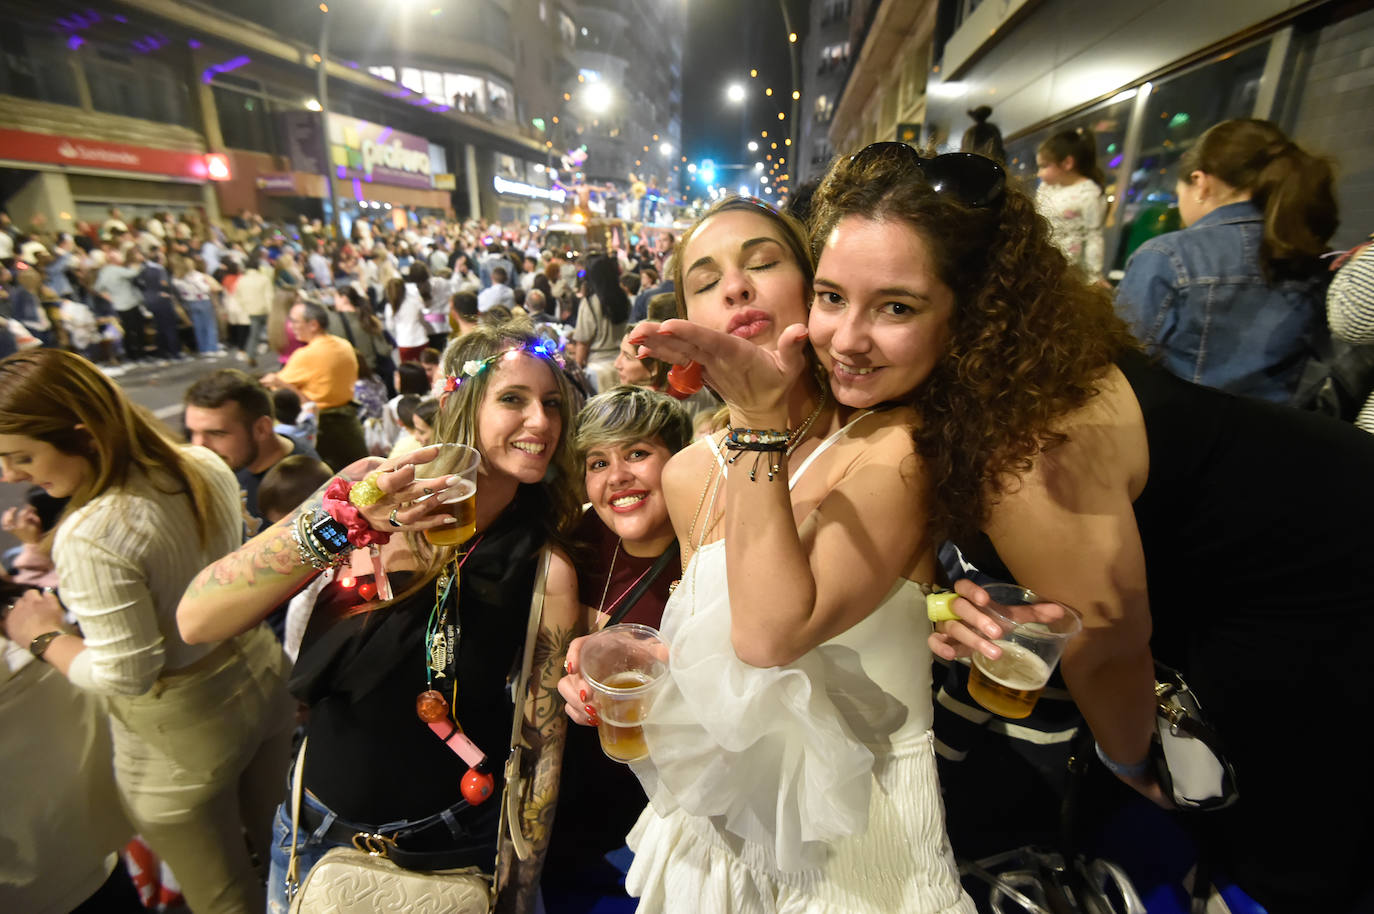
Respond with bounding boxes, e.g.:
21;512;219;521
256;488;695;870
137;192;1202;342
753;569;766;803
93;264;143;312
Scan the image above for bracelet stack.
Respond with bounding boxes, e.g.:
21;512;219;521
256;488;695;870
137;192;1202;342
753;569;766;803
293;509;351;571
722;427;789;482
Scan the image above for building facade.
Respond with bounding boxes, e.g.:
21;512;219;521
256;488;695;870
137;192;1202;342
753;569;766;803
828;0;1374;274
0;0;681;232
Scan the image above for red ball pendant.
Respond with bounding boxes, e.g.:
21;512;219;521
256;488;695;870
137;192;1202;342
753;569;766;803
416;689;450;723
461;767;494;805
357;581;378;601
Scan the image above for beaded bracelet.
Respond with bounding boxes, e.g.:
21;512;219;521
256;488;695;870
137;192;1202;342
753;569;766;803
723;426;790;451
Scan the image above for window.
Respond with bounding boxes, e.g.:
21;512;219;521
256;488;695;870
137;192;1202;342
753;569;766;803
813;94;834;123
445;73;485;112
422;70;446;106
487;82;512;120
0;24;80;106
819;42;850;76
400;67;425;95
85;44;191;126
1113;43;1267;268
367;65;396;82
212;84;277;154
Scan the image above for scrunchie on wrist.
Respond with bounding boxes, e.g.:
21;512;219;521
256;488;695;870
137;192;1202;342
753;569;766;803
322;478;392;548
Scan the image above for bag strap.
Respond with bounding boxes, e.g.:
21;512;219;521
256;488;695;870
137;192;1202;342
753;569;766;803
286;736;308;903
494;544;552;892
603;543;677;628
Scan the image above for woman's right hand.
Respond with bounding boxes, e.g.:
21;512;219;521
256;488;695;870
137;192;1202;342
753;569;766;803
627;318;810;424
928;578;1066;661
557;634;599;727
347;444;471;534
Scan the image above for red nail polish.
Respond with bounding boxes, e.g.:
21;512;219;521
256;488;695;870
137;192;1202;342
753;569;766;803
579;689;587;703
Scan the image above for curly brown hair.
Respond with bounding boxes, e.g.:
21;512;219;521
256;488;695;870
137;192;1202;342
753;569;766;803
810;148;1140;538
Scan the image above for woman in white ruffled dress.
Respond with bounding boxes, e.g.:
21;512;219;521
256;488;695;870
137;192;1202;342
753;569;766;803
559;195;974;914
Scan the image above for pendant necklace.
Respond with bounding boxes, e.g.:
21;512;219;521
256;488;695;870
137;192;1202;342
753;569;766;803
594;538;659;630
416;534;494;806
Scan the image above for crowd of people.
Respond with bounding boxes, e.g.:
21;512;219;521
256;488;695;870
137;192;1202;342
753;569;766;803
3;114;1374;914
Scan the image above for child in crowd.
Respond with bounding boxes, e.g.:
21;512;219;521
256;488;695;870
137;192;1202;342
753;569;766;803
271;387;317;448
1036;127;1108;282
255;454;334;646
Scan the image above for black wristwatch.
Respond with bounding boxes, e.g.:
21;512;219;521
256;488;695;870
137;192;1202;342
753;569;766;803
311;512;353;554
29;630;65;660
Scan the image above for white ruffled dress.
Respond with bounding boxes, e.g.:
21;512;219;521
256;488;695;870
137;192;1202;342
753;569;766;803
625;416;974;914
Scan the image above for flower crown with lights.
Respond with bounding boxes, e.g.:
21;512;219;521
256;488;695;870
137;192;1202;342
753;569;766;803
441;337;565;393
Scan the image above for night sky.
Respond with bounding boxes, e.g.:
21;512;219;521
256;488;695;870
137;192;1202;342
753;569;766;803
682;0;803;195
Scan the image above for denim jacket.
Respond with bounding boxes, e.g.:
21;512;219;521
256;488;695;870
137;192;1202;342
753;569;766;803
1116;201;1325;403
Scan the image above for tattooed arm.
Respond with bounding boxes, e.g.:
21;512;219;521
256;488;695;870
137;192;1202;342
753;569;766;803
497;546;580;914
177;445;457;644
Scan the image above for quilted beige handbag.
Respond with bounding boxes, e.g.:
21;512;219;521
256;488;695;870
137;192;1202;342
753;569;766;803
287;548;551;914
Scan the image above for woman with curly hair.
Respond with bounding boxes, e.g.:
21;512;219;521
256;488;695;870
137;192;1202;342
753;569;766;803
813;142;1374;914
561;195;975;913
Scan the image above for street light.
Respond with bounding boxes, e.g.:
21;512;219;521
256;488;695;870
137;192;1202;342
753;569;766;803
748;141;758;152
726;83;746;104
583;82;613;114
659;142;673;156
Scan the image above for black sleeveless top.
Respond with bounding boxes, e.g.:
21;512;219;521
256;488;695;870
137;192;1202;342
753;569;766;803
291;485;548;829
955;349;1374;728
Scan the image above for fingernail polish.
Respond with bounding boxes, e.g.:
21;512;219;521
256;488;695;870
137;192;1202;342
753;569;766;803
579;689;587;703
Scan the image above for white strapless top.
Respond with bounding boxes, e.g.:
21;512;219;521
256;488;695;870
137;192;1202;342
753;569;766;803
631;413;937;873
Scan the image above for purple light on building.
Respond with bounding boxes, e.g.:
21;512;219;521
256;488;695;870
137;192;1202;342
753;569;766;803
67;35;85;50
202;55;251;83
113;13;126;22
337;165;348;179
188;38;201;49
376;128;392;144
1108;154;1124;169
353;178;364;200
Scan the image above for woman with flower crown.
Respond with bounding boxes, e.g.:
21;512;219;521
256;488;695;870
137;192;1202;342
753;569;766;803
178;320;584;913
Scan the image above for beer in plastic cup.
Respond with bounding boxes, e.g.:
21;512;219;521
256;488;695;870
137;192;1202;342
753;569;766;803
580;623;669;762
418;444;481;547
966;583;1081;719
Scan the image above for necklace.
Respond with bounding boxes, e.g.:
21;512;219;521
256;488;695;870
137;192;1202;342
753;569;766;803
594;538;660;629
416;534;495;806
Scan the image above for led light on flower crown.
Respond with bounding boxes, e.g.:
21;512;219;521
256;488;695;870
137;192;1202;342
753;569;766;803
340;575;356;588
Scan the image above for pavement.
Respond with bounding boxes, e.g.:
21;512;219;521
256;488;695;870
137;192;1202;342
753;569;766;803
0;349;278;553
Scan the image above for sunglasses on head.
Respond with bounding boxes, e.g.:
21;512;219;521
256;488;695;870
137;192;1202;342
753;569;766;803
849;142;1006;209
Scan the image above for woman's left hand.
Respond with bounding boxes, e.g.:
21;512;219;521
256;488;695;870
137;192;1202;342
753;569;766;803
3;588;65;645
628;319;811;423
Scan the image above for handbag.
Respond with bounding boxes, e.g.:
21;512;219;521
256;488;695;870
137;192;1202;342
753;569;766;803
287;547;553;913
1151;662;1238;811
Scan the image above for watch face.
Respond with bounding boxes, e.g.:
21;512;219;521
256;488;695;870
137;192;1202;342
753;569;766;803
312;515;352;553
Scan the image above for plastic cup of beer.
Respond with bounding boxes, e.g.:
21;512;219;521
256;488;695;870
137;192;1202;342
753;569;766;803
966;583;1081;720
417;444;481;547
579;623;670;763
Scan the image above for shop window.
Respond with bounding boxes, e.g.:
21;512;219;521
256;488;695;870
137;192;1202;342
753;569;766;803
0;23;81;107
85;44;191;126
368;65;396;83
213;85;278;155
422;70;446;106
